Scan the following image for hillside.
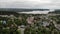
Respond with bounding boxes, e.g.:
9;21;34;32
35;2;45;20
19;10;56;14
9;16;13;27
0;8;49;12
48;9;60;14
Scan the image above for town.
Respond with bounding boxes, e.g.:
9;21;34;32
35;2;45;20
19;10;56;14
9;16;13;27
0;9;60;34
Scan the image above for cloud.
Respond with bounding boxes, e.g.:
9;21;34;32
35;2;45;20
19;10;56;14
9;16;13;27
19;11;49;14
0;0;60;9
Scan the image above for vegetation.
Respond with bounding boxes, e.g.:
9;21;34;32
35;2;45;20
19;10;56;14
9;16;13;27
0;13;60;34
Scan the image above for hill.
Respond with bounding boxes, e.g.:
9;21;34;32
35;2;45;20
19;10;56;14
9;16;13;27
48;9;60;14
0;8;49;12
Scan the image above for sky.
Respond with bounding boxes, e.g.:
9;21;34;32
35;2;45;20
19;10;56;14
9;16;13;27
0;0;60;9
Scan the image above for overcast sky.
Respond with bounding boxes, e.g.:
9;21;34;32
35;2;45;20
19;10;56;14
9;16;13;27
0;0;60;9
